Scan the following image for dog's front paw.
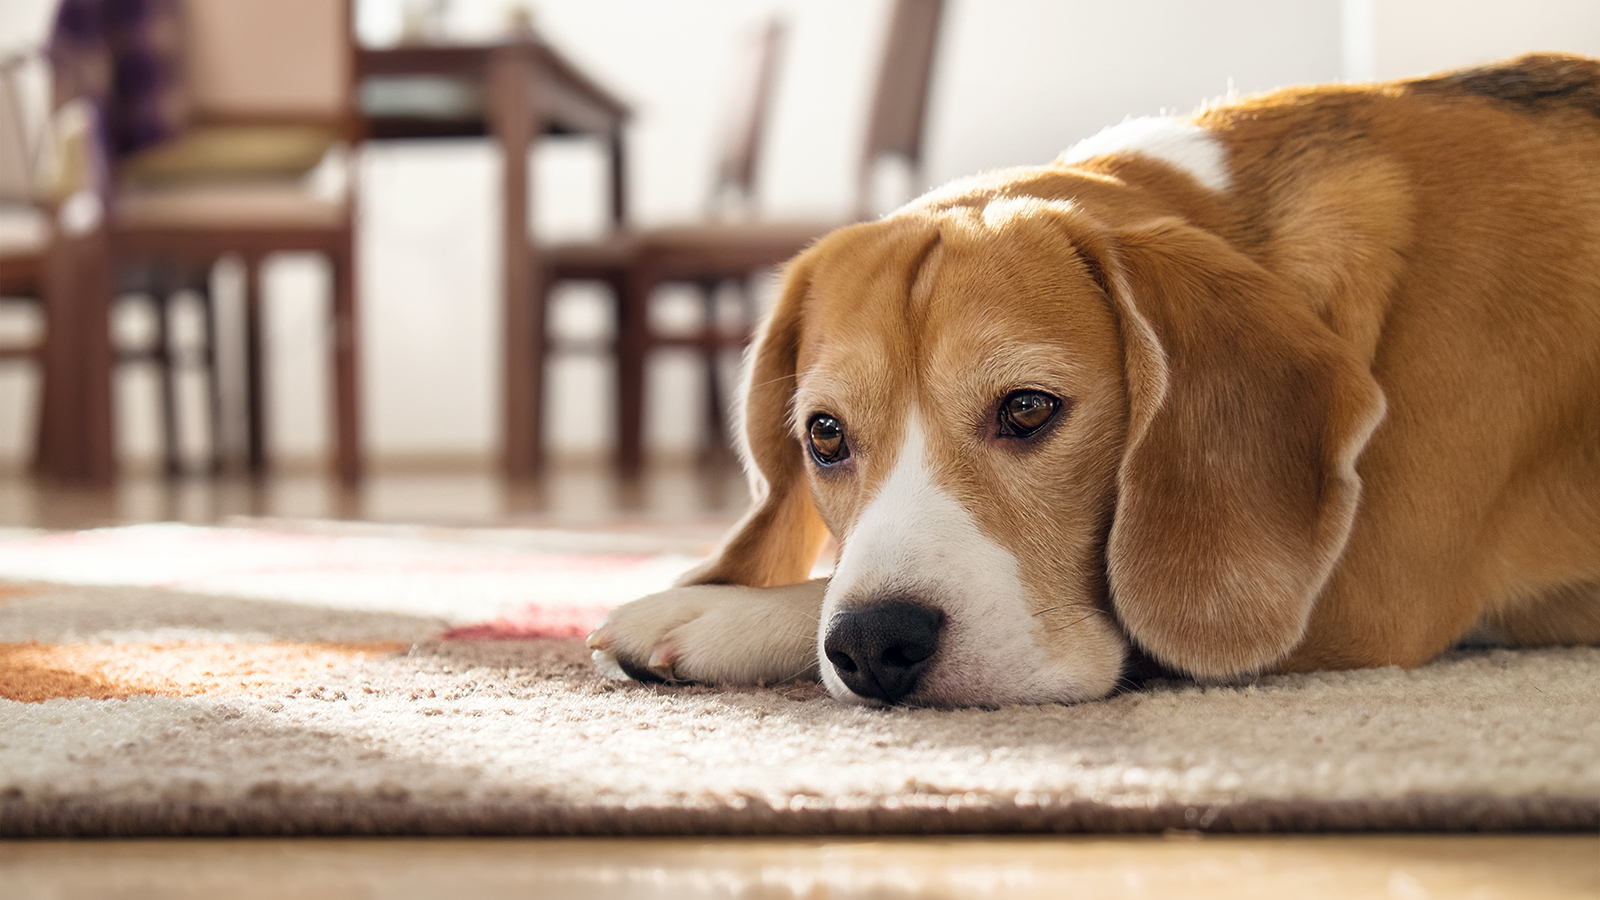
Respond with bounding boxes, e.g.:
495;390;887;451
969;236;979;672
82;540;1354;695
586;580;827;686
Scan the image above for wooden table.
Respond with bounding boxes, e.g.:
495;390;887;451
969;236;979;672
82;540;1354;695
357;40;631;479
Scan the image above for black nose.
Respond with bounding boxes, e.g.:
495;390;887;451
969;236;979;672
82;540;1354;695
823;600;943;704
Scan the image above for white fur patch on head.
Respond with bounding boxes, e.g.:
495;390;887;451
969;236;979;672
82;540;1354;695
1059;117;1232;193
819;414;1124;707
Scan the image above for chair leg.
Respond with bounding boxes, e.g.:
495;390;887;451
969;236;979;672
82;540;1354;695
196;272;223;474
330;238;361;485
151;276;181;478
615;269;651;481
242;255;267;477
739;273;761;324
699;278;730;466
526;267;552;478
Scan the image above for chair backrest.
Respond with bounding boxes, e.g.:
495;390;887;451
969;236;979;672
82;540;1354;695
856;0;944;218
183;0;354;130
707;18;786;218
0;53;39;204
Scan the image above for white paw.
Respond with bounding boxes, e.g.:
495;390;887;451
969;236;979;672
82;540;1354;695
586;580;827;685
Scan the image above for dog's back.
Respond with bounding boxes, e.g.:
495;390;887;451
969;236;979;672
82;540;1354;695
1193;55;1600;667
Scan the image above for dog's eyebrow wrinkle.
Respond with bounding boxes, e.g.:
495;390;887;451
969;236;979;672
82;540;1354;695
905;231;945;325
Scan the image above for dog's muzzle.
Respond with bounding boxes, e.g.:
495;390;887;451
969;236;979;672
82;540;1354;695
822;598;943;704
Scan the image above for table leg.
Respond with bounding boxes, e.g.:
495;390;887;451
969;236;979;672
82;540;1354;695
492;45;545;479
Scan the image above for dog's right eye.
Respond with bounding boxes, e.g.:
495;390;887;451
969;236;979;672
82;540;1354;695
807;414;850;466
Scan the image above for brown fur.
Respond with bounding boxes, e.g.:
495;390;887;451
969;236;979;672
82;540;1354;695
692;54;1600;680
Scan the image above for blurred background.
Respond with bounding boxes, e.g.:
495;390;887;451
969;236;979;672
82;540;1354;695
0;0;1596;528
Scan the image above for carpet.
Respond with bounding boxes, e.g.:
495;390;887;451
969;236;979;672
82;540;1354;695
0;523;1595;837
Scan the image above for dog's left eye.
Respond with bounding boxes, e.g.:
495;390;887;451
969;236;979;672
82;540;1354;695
998;390;1061;438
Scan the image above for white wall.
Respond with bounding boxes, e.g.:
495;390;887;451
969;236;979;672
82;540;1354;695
925;1;1342;182
354;0;1345;465
1;0;1596;469
1352;0;1600;80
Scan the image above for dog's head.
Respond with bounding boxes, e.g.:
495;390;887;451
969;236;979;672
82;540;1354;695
686;182;1384;707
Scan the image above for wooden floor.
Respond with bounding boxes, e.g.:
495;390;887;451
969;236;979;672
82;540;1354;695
0;462;751;532
3;465;1596;898
4;835;1595;899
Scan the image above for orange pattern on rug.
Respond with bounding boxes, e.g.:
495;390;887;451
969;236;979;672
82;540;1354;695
0;584;40;604
0;641;408;702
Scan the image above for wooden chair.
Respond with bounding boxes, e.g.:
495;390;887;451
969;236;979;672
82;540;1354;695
531;0;946;479
0;48;211;477
0;51;47;367
97;0;363;483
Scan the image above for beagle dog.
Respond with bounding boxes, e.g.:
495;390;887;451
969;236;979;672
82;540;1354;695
587;53;1600;707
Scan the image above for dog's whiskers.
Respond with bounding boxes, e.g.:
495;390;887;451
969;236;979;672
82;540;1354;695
774;656;821;684
1032;600;1107;623
1044;610;1105;634
746;372;797;393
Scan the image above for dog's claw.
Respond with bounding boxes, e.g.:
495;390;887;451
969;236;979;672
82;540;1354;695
585;627;612;651
647;644;679;680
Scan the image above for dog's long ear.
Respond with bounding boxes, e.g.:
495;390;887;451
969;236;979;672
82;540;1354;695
677;255;830;588
1085;217;1385;678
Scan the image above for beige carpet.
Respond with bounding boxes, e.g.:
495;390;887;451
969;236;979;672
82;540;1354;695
0;524;1595;836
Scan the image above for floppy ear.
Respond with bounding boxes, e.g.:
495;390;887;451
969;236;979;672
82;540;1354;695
677;254;831;588
1089;218;1386;678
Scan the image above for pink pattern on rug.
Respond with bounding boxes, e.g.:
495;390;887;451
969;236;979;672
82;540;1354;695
439;604;616;641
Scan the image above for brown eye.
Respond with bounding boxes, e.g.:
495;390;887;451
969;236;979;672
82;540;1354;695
998;390;1061;438
807;414;850;465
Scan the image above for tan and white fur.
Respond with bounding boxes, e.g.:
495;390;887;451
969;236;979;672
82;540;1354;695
589;54;1600;708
